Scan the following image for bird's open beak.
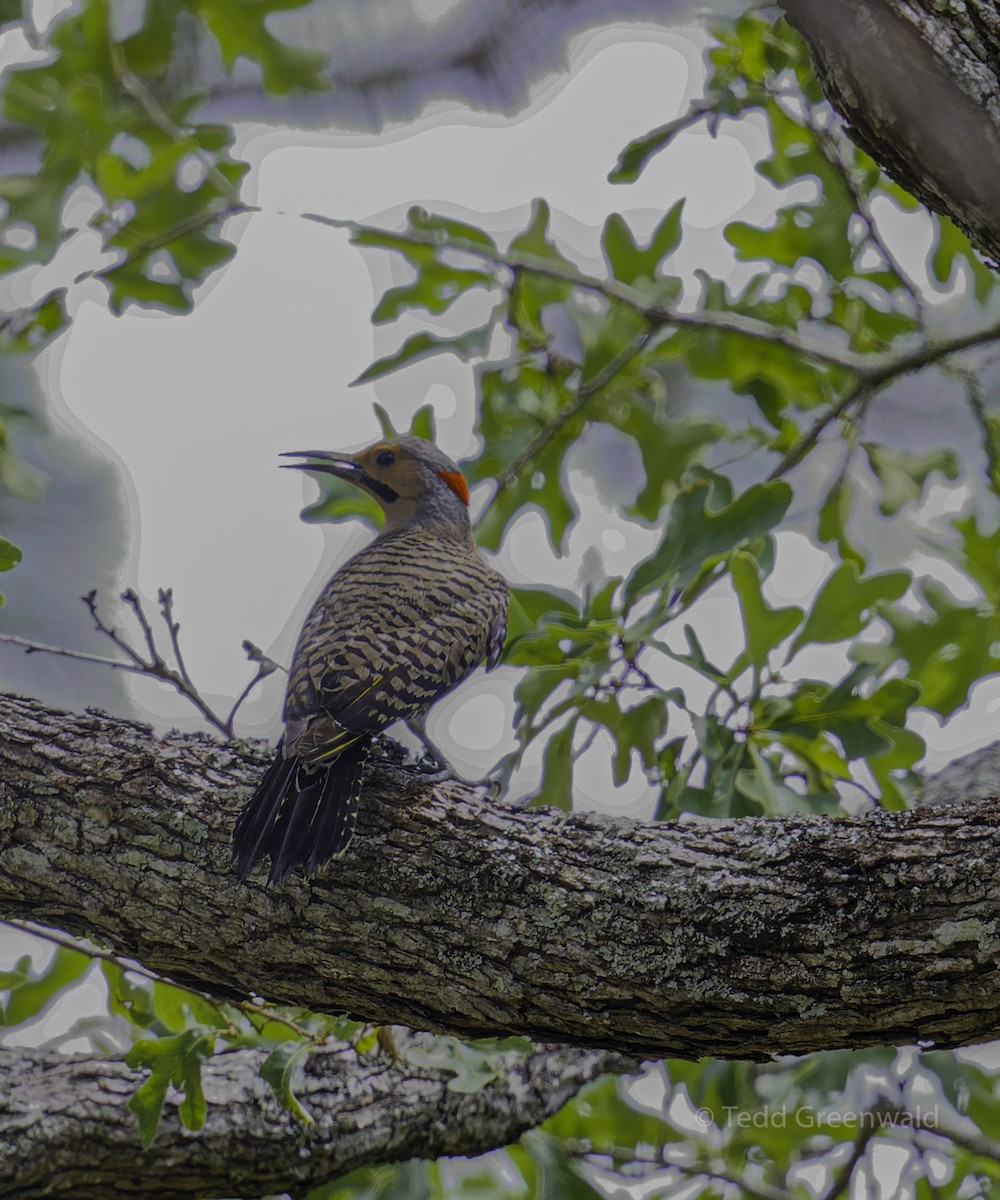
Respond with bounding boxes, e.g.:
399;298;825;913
280;450;362;481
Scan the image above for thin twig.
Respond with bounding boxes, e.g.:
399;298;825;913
0;633;137;672
90;590;232;737
307;212;1000;382
307;212;867;371
475;326;658;527
767;380;871;480
224;641;282;729
122;587;160;666
108;42;242;207
82;588;146;668
961;370;1000;492
818;1125;878;1200
669;1160;796;1200
808;112;926;319
3;590;274;740
158;587;194;689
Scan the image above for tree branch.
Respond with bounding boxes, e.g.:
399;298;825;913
2;692;1000;1061
312;212;1000;377
2;1038;625;1200
780;0;1000;265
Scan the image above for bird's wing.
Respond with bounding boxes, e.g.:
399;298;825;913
485;594;508;669
284;584;507;761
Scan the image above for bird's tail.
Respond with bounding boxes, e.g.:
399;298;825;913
232;739;370;884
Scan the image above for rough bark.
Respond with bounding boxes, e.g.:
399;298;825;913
780;0;1000;265
1;1038;624;1200
2;692;1000;1062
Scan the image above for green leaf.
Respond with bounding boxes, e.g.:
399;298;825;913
373;402;437;444
506;200;575;345
353;324;494;385
152;980;229;1034
198;0;329;94
407;208;498;249
929;215;997;304
609;111;706;184
729;550;803;673
862;443;959;515
760;665;920;762
535;719;577;811
0;535;23;607
405;1035;532;1094
0;945;90;1028
0;0;23;28
878;577;1000;718
615;695;669;778
543;1073;684;1153
624;475;792;607
126;1029;215;1147
817;472;865;568
470;367;579;553
736;742;836;816
790;561;910;655
623;413;727;522
0;291;69;352
601;201;685;284
260;1039;314;1123
503;586;578;649
372;262;494;322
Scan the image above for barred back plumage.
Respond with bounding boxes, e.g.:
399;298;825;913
232;436;508;885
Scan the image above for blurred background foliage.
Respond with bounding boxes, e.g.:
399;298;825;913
3;1;1000;1198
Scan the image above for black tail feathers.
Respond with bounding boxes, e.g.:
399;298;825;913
232;739;369;885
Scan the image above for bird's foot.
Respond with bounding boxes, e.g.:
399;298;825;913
408;756;503;798
405;715;453;778
411;758;454;784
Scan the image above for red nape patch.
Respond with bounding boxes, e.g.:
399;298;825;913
439;468;470;507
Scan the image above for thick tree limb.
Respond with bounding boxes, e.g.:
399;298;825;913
2;692;1000;1060
2;1038;625;1200
780;0;1000;264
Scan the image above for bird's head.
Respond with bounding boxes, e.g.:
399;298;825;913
282;435;472;534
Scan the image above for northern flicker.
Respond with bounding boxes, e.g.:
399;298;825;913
232;435;509;885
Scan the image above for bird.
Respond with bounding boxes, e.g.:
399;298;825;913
232;435;509;885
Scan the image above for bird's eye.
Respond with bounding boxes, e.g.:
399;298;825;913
375;450;395;467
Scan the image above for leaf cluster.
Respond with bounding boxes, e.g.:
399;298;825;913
337;11;1000;820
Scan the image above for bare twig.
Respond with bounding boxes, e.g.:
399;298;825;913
122;587;160;666
83;588;146;668
224;641;282;730
3;590;275;740
157;587;194;689
0;633;136;673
